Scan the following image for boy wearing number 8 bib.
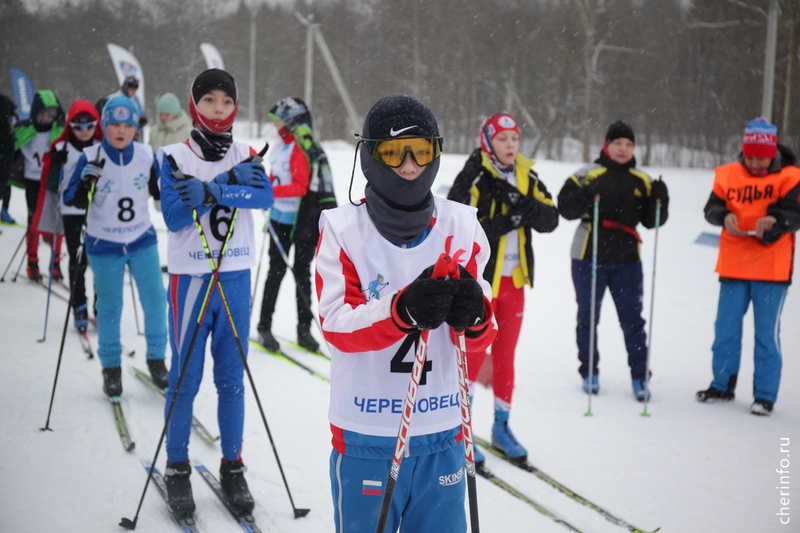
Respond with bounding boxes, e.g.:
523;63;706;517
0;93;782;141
64;96;169;396
156;69;273;520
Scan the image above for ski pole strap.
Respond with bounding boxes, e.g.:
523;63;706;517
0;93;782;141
600;219;642;243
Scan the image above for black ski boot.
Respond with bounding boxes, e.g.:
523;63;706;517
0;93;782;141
220;459;255;516
27;259;42;282
51;259;64;282
696;386;734;402
147;358;169;390
102;366;122;397
297;327;320;353
165;461;196;519
696;374;736;403
257;327;280;353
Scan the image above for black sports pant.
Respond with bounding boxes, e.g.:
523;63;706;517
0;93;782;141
257;221;316;334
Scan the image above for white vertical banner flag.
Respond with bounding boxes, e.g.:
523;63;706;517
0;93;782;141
106;43;145;110
200;43;225;70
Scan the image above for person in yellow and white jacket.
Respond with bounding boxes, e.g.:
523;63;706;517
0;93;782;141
448;113;558;465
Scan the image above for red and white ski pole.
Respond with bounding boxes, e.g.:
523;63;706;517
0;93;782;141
375;253;453;533
450;262;481;533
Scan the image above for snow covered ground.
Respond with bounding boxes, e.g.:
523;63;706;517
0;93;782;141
0;134;797;533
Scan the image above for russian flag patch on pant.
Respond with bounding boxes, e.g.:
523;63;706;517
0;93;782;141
362;479;382;496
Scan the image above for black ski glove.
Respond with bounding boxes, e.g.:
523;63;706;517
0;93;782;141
508;196;539;227
446;265;486;331
585;175;614;203
393;265;459;331
650;180;669;203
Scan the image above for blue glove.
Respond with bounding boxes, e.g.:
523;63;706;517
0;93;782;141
81;162;104;182
173;177;221;208
215;161;267;189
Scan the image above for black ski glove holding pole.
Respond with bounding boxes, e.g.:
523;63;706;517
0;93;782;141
392;265;459;331
445;265;486;332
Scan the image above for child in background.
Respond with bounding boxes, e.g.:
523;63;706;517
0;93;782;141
257;97;335;354
697;117;800;416
32;100;103;330
448;113;558;465
557;120;669;400
149;93;193;154
157;69;273;520
64;96;168;395
14;90;65;281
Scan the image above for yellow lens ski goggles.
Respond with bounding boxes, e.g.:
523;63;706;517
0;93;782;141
363;136;443;168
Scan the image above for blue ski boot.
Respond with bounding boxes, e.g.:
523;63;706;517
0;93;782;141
632;378;651;402
582;374;599;394
0;208;15;224
491;409;527;463
73;304;89;332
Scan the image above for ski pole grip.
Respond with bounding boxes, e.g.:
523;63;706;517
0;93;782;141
594;194;600;203
431;253;453;280
249;142;270;164
167;154;189;181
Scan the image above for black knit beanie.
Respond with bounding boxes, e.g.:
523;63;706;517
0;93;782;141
605;120;635;144
191;69;237;104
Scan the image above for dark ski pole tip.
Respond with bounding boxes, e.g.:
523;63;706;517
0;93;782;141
119;516;136;529
39;426;53;432
294;508;311;518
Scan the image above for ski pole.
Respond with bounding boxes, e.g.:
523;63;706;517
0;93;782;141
449;263;480;533
585;194;599;417
642;179;662;418
128;266;143;336
38;178;66;344
37;247;58;343
249;209;271;322
375;253;452;533
0;230;27;281
11;248;27;282
40;168;101;431
193;210;310;519
120;155;244;530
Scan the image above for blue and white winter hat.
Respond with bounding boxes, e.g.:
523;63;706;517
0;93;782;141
101;96;140;132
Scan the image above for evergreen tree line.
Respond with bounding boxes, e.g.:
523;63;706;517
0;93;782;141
1;0;798;167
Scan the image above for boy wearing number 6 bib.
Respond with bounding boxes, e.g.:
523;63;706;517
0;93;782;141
64;96;169;396
156;69;273;519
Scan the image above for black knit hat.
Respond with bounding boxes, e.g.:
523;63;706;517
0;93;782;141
605;120;635;144
191;69;237;104
362;94;440;140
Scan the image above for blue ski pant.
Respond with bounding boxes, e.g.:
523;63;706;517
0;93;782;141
165;270;251;463
330;445;467;533
88;244;167;368
572;259;648;379
711;280;787;404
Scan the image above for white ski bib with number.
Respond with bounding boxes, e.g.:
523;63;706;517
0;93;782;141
160;142;256;274
269;138;302;213
20;132;52;181
85;143;154;244
321;198;488;438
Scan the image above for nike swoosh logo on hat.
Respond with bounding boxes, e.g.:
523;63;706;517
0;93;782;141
390;125;417;137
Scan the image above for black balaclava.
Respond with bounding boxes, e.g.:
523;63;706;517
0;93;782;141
361;94;441;245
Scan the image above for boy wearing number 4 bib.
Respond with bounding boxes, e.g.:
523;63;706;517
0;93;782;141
317;94;497;533
157;69;273;520
64;96;169;396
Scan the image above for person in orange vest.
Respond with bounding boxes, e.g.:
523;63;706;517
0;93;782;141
697;117;800;416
